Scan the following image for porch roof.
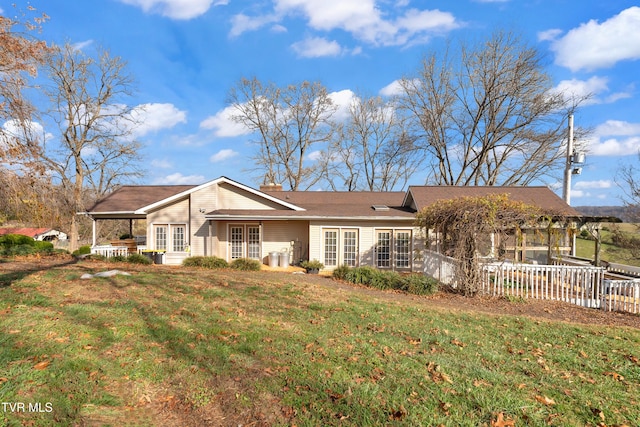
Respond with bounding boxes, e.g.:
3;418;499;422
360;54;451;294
206;190;416;220
86;185;196;217
405;186;583;217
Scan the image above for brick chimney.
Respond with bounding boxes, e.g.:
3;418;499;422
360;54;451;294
259;183;283;192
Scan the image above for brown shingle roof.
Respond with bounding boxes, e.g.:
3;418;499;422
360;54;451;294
406;186;581;216
207;191;415;218
87;185;196;213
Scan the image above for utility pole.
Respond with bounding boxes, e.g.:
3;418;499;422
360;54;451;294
562;114;574;205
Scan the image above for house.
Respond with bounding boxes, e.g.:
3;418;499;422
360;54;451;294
0;227;68;242
84;176;581;269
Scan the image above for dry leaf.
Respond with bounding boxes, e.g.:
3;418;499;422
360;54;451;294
535;395;555;406
604;371;624;381
491;412;516;427
33;360;51;370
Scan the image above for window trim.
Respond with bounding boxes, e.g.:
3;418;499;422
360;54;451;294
152;223;188;252
321;227;360;268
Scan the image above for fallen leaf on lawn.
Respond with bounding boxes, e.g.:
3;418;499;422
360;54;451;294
590;407;605;421
473;379;492;387
33;360;51;370
535;395;555;406
604;371;624;381
389;405;407;420
491;412;515;427
451;339;466;348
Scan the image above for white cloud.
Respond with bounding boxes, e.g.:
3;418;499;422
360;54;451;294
232;0;461;47
537;29;562;42
117;0;220;20
209;148;239;162
552;77;632;106
379;80;403;97
200;105;252;138
328;89;357;121
550;6;640;71
72;40;94;51
574;180;612;190
291;37;343;58
151;158;173;168
585;120;640;156
306;150;323;161
129;103;187;137
153;172;205;184
229;13;280;37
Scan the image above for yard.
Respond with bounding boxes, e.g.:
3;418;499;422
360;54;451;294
1;256;639;426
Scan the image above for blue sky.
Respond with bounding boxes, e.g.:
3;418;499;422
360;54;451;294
7;0;640;206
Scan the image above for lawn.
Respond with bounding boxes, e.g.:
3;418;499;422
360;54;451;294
575;223;640;267
1;258;639;426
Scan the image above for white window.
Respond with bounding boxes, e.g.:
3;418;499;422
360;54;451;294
323;228;359;267
376;229;412;270
343;230;358;267
155;226;167;251
154;224;187;252
248;226;261;259
172;225;186;252
228;224;261;260
324;229;338;267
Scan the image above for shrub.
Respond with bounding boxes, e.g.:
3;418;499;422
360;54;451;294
332;264;351;280
398;274;439;295
301;259;324;271
110;255;127;263
73;245;92;256
344;266;378;285
0;234;35;248
337;266;439;296
33;241;54;253
5;244;36;256
230;258;262;271
126;253;152;265
183;256;229;269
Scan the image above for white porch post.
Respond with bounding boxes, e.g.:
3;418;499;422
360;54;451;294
92;218;97;247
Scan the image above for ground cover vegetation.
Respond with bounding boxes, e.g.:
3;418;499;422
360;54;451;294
576;223;640;267
0;258;638;426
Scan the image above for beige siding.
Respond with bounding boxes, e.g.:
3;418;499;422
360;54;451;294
217;183;283;210
262;221;309;265
190;184;218;256
146;198;190;251
309;220;421;272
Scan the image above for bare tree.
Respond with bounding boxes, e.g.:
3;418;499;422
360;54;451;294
322;93;422;191
228;77;337;190
398;30;587;186
617;153;640;224
39;43;143;251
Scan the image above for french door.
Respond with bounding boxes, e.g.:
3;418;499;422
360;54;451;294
376;229;412;270
229;224;261;260
323;229;359;268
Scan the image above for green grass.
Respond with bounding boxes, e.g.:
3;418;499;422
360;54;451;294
0;260;639;426
576;223;640;266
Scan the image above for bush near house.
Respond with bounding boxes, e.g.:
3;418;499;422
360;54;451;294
182;256;229;269
230;258;262;271
333;265;439;295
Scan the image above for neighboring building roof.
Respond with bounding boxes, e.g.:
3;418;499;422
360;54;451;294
0;227;57;238
405;186;582;217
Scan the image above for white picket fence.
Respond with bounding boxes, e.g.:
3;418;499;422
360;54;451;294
423;251;640;314
481;263;606;309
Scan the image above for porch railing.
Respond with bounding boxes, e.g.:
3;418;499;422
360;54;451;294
90;245;129;258
423;251;640;314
